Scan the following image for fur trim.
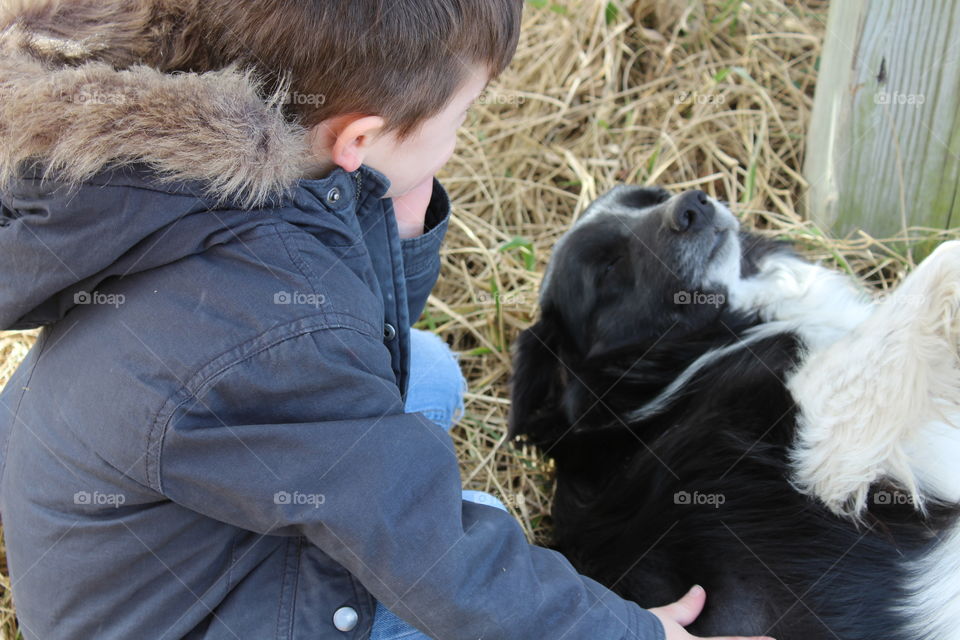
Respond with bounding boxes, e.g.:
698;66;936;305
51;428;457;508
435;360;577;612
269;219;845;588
0;0;312;209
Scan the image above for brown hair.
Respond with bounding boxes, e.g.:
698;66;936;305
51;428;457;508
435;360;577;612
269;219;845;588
156;0;524;137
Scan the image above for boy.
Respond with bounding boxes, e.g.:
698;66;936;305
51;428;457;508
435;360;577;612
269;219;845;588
0;1;771;638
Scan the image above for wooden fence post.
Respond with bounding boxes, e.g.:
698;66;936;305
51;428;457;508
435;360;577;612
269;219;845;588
803;0;960;240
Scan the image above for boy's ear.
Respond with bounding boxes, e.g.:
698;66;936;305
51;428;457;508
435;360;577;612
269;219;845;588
311;115;386;173
508;314;569;445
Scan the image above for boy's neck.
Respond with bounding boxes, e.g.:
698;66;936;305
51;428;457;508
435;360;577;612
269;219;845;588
301;159;338;181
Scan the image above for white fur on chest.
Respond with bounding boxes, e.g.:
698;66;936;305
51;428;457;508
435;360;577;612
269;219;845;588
727;252;875;353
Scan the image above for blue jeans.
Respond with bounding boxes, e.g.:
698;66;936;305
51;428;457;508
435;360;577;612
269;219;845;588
369;329;508;640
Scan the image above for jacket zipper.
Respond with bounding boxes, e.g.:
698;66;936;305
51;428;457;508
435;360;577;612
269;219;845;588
353;170;363;200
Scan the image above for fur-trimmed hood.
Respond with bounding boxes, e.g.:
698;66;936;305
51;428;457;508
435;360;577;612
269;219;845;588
0;1;359;331
0;0;314;209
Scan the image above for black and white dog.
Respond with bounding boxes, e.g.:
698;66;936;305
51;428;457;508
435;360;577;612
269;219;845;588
509;186;960;640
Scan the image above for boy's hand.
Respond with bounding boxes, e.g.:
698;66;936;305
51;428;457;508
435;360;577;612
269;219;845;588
649;585;776;640
392;175;435;239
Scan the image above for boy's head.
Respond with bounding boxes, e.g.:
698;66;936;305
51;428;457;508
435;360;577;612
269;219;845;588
160;0;525;196
311;67;489;199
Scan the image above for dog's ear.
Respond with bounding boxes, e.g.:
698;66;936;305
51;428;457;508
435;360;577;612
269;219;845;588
508;314;568;444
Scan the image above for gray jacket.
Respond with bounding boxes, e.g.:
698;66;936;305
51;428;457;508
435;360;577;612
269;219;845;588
0;3;664;639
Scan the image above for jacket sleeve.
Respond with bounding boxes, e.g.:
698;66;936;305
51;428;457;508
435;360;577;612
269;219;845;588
154;320;665;640
400;178;450;325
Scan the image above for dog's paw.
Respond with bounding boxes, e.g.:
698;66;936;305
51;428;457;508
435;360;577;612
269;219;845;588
782;241;960;519
886;243;960;410
893;240;960;317
786;321;930;520
925;238;960;263
789;412;923;519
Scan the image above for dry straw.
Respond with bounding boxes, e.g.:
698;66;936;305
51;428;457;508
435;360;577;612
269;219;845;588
2;0;956;635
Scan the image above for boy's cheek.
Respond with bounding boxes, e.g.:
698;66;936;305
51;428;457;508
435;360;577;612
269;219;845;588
440;133;458;165
417;138;457;186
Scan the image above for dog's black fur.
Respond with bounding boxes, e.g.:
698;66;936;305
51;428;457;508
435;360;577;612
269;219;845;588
509;187;958;639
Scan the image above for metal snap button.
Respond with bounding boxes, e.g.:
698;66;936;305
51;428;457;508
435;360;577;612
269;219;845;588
326;187;341;204
383;323;397;341
333;606;358;631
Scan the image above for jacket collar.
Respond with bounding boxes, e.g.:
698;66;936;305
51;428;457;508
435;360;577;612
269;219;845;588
298;165;392;214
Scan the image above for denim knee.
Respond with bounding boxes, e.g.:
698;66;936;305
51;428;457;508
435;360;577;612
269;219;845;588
461;490;508;512
404;328;466;432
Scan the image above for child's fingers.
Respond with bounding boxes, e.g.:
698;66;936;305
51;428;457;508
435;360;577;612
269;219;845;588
650;587;777;640
651;584;706;626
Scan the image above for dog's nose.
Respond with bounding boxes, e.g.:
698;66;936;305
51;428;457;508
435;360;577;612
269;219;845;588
670;190;713;233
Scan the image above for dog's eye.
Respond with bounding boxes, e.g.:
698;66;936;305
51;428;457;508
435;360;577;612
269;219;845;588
600;255;622;278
